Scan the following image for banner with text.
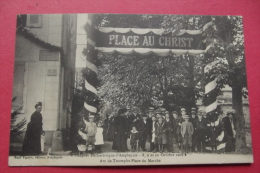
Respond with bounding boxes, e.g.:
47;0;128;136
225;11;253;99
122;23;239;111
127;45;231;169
96;29;206;50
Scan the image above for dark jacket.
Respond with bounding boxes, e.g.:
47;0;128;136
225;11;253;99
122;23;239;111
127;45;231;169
222;116;234;137
155;122;167;138
139;119;150;135
22;111;43;155
165;118;173;134
194;118;208;131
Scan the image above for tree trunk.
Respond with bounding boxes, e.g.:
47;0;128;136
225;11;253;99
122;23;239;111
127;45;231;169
232;83;246;152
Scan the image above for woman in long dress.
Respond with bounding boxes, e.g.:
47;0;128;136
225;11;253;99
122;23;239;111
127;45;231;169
22;102;43;155
112;108;128;152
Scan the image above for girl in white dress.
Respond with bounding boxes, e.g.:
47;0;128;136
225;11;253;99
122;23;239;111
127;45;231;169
95;122;104;153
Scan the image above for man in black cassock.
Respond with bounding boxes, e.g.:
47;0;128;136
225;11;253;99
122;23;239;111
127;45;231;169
22;102;43;155
112;108;129;152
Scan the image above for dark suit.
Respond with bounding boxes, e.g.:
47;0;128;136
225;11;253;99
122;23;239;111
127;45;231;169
165;118;174;151
194;118;207;152
139;119;150;150
222;116;235;152
174;116;184;143
190;116;197;151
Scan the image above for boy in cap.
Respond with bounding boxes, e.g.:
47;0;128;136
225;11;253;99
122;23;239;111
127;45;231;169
84;114;97;150
181;115;194;154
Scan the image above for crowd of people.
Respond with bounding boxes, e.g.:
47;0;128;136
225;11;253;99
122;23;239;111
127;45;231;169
79;106;237;154
21;102;237;155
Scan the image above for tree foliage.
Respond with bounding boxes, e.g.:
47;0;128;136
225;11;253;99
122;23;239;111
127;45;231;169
10;97;27;140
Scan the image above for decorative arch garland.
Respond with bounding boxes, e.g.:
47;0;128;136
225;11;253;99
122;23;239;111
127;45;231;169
81;15;225;152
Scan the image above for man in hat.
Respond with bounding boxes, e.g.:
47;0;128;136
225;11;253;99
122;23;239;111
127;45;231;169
146;107;154;151
84;114;97;149
222;109;236;152
155;110;162;120
190;107;198;152
160;108;166;119
181;115;194;154
180;108;186;117
194;110;207;153
165;111;173;152
190;108;198;126
128;107;141;131
148;107;155;119
172;111;182;152
138;114;150;151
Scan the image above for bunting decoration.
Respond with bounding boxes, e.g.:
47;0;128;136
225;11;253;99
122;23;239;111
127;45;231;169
83;14;98;114
96;44;213;56
204;61;226;153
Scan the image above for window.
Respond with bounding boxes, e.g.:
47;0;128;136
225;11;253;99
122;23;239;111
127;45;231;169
12;63;25;110
26;14;42;28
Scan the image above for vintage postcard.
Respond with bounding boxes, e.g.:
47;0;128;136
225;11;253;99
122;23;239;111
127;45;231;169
9;13;253;166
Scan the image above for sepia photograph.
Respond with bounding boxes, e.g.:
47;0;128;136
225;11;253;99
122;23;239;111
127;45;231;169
9;13;253;166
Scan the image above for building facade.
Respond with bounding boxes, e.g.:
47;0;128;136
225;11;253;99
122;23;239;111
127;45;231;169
11;14;77;152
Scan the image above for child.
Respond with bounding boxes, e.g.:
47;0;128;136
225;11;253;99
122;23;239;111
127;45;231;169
41;131;45;153
155;116;167;153
95;122;104;153
181;115;194;154
84;115;97;151
130;126;139;152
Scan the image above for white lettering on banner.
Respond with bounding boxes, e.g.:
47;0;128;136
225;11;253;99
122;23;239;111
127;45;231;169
133;36;139;45
108;34;194;48
142;36;155;46
159;37;193;47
